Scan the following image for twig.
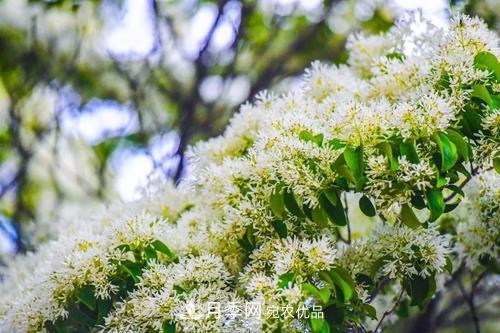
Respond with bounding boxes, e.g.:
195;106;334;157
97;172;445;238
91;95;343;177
457;279;481;333
343;193;351;244
373;284;405;332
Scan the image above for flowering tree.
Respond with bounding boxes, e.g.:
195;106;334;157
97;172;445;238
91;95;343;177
0;13;499;333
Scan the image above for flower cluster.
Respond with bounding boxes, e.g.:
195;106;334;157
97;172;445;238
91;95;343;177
0;15;498;333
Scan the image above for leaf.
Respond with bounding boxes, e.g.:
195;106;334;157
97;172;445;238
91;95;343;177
446;130;469;162
377;141;398;172
472;84;493;106
401;204;421;229
433;132;458;171
299;130;314;142
302;283;331;304
145;245;157;262
324;188;337;205
327;138;345;150
119;260;143;283
283;188;304;218
271;220;288;238
344;145;365;191
311;205;329;228
278;272;295;289
75;285;95;311
269;188;285;219
436;174;447;188
359;195;376;217
163;321;176;333
329;270;353;302
319;193;346;226
474;51;500;81
445;184;464;198
97;299;112;324
411;195;426;210
406;275;434;306
337;165;356;184
445;256;453;274
152;240;177;262
360;303;377;319
299;130;323;146
238;225;256;253
426;189;444;222
400;140;419;164
311;317;329;333
494;156;500;173
115;244;131;252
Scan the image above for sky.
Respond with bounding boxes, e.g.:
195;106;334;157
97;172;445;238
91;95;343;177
70;0;451;202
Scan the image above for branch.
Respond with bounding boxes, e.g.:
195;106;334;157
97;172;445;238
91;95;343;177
457;278;481;333
373;283;405;332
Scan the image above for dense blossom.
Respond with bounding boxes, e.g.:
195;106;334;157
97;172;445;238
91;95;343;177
0;15;498;333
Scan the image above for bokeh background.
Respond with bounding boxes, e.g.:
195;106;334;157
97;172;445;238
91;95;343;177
0;0;497;256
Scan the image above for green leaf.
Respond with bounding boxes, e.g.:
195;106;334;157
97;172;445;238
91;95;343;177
238;225;256;253
299;130;314;142
145;245;157;262
359;195;376;217
472;84;493;106
311;205;329;228
75;285;95;311
329;270;353;302
278;272;295;289
271;220;288;238
400;140;420;164
411;195;427;210
360;303;377;320
406;274;436;306
426;189;445;222
313;134;324;147
269;188;285;219
319;193;346;226
120;260;144;283
344;145;365;191
445;130;469;162
311;317;329;333
115;244;131;252
283;188;304;218
433;132;458;171
386;52;404;61
302;283;331;304
446;184;464;198
152;240;177;262
445;256;453;274
474;51;500;81
436;174;447;188
327;138;346;150
337;165;356;184
377;141;399;172
401;203;421;229
163;321;176;333
324;188;337;205
299;130;323;146
494;156;500;173
97;299;112;324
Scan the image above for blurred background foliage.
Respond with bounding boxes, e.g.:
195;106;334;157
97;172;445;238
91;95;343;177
0;0;496;254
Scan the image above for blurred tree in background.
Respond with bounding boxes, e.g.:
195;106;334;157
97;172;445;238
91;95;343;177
0;0;396;251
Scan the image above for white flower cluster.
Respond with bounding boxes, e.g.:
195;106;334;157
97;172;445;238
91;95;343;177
0;15;498;332
454;170;500;270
